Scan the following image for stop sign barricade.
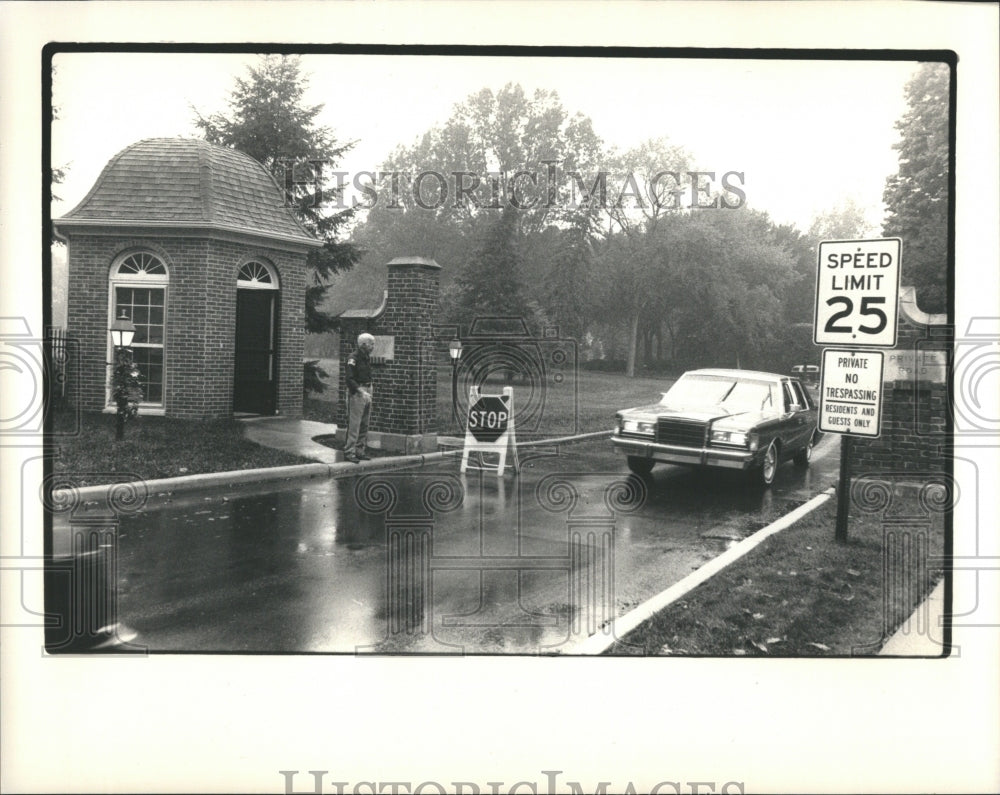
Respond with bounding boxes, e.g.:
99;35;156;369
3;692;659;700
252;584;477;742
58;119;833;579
461;385;520;475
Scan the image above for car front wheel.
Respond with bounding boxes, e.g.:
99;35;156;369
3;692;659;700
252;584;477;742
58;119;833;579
755;441;778;487
627;456;654;477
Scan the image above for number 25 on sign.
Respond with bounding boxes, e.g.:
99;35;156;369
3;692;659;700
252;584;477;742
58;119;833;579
814;238;901;348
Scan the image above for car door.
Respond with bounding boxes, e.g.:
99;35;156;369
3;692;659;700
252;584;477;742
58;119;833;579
781;380;813;453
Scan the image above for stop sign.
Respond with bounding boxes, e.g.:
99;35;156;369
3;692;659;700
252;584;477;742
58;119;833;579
467;395;510;442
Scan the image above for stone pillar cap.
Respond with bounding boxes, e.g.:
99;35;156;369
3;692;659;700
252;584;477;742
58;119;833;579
387;257;441;270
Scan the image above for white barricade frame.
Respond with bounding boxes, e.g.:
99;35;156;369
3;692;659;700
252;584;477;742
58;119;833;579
460;385;520;476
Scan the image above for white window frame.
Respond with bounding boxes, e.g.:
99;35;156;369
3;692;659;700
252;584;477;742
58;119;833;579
237;259;280;290
107;251;169;414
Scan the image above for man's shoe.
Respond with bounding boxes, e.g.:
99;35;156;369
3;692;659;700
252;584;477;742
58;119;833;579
357;453;371;460
344;453;360;464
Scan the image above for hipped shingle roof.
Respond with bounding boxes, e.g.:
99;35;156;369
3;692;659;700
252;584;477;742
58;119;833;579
57;137;321;248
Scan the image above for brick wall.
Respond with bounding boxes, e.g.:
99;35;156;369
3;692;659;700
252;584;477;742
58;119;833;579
848;286;952;477
65;231;309;420
338;258;441;435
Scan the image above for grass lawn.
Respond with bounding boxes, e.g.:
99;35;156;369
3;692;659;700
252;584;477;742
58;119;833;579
607;492;947;656
434;367;674;436
308;367;673;436
50;409;311;487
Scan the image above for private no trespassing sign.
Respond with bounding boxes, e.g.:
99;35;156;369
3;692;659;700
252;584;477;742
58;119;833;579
819;349;885;437
814;238;901;348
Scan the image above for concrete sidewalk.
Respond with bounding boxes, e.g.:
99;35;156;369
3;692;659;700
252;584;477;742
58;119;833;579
878;579;948;656
240;415;342;465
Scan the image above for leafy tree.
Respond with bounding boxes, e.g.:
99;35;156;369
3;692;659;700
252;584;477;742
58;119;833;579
526;220;596;342
809;198;874;241
193;55;361;333
49;64;67;236
669;208;796;370
591;138;693;376
775;223;819;325
882;62;950;314
344;82;605;336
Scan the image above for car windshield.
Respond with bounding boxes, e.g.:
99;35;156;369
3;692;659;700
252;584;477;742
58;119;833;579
660;374;775;412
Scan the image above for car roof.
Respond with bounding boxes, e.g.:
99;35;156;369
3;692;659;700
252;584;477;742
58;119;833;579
684;368;788;383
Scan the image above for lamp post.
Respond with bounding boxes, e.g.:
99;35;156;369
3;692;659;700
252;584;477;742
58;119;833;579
448;338;463;432
109;311;137;440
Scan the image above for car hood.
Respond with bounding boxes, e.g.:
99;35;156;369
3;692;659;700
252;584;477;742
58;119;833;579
621;403;770;429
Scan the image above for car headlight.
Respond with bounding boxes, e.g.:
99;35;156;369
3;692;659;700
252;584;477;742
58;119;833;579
710;429;749;447
622;419;655;435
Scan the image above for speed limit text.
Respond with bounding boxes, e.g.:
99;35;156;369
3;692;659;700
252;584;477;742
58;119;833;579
826;250;894;290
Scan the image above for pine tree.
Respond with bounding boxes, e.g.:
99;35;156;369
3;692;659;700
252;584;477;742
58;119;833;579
194;55;360;332
453;207;536;332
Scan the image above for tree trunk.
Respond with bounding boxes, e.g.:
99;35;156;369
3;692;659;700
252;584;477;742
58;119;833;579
626;310;640;377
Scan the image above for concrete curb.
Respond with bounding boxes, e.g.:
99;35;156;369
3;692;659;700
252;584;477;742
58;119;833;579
50;430;609;504
564;486;838;655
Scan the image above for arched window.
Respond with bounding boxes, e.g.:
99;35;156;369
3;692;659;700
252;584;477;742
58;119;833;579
108;251;169;407
237;260;279;289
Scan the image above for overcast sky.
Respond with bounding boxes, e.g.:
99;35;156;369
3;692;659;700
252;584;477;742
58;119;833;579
51;51;918;234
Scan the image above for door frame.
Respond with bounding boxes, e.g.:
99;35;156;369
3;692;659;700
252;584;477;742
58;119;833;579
233;260;281;415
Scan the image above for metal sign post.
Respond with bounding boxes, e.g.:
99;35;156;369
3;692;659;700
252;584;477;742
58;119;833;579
835;436;852;543
820;349;886;543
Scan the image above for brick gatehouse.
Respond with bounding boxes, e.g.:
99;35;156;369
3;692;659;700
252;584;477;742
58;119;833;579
55;138;322;420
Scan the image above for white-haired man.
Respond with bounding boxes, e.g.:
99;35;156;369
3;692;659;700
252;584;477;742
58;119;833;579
344;332;375;463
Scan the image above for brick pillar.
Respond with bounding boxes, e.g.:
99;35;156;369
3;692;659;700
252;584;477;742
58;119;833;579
849;285;952;477
337;257;441;453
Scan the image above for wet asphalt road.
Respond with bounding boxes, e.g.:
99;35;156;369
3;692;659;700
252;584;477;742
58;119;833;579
58;435;840;654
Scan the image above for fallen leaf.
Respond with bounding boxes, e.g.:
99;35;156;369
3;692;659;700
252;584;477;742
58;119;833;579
752;612;765;620
751;641;768;653
847;569;861;577
732;649;747;656
808;642;831;651
766;637;783;644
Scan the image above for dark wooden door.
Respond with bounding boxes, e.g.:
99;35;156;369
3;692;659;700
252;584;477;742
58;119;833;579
234;290;277;414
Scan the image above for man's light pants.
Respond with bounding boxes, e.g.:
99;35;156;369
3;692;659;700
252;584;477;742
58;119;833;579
345;391;371;457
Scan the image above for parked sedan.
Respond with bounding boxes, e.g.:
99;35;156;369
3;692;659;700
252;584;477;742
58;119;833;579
612;369;819;486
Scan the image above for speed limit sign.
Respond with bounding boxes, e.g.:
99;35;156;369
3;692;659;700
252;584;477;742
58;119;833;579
814;238;901;347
